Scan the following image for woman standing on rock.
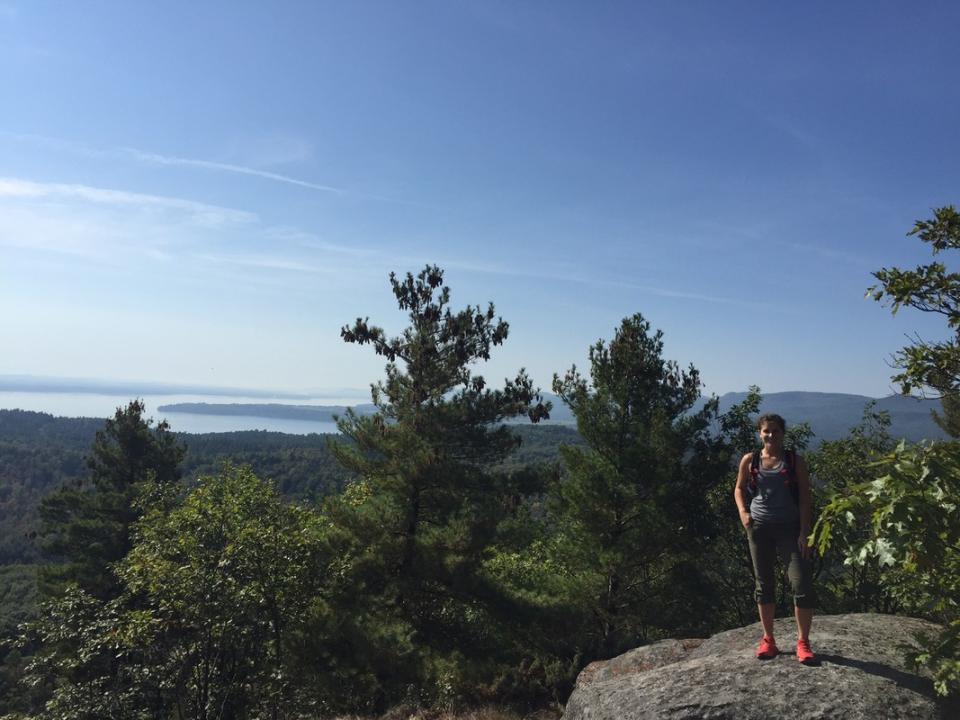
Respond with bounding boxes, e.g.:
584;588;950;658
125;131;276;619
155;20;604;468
734;412;816;664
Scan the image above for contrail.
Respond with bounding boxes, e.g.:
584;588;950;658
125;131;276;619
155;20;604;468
124;148;344;194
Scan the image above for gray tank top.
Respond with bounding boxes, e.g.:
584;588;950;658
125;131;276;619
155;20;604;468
749;455;799;525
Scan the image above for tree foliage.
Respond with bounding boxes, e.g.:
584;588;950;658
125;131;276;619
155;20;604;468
18;465;332;720
22;247;960;713
326;265;551;708
37;400;185;600
815;206;960;697
547;314;722;656
806;405;902;614
814;440;960;695
869;205;960;398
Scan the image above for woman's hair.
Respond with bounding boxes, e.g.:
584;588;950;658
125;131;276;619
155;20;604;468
757;413;786;432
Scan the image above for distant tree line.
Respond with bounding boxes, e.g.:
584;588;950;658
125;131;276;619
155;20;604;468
1;209;958;717
0;413;580;567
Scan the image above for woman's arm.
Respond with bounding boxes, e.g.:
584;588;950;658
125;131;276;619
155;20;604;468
796;454;812;558
734;453;753;528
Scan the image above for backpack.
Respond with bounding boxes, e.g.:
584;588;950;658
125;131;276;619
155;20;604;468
747;449;799;506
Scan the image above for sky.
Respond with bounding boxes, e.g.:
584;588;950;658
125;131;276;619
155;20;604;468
1;1;959;401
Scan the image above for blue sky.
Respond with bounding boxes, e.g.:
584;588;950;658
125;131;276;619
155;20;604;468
1;1;958;400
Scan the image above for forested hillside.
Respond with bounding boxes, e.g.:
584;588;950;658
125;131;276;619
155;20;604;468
2;216;959;717
0;410;583;566
0;386;939;569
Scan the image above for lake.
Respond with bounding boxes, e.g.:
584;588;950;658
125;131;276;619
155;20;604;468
0;391;350;435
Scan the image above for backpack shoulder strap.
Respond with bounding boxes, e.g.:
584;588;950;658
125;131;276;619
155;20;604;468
748;450;761;493
784;448;795;474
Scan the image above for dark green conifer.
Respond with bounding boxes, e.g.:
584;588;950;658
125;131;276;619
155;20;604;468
550;313;717;656
38;399;185;600
327;265;549;706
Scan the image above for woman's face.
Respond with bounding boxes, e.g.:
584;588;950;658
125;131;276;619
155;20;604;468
759;421;784;449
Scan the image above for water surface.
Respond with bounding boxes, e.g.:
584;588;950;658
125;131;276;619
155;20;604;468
0;391;348;435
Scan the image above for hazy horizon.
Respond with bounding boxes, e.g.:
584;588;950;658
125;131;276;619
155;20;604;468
0;379;941;440
0;372;910;403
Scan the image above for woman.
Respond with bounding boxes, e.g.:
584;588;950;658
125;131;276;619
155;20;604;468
734;413;816;663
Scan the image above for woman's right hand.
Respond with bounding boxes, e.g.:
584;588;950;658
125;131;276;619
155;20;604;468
739;509;752;529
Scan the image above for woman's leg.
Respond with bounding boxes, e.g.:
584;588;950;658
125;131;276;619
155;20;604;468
759;601;776;639
795;606;812;642
747;524;778;638
778;525;815;643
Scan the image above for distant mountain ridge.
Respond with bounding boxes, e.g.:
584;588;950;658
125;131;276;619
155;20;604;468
711;391;946;443
159;391;947;444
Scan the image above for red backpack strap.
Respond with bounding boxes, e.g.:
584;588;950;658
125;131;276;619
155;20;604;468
749;450;761;493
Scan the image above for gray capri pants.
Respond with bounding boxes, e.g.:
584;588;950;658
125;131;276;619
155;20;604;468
746;521;816;608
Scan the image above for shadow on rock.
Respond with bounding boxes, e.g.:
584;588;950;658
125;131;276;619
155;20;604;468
817;654;934;698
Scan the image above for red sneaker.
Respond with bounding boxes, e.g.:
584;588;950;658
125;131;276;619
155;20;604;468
756;636;778;659
796;638;815;664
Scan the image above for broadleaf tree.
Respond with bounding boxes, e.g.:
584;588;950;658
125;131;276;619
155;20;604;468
20;465;331;720
814;440;960;695
815;206;960;696
868;204;960;399
806;405;902;615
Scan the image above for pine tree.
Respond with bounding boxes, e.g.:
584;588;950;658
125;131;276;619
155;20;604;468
550;313;718;655
38;399;185;600
327;265;549;706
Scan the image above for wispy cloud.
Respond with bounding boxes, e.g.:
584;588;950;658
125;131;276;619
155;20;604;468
122;147;429;206
0;131;436;206
607;280;753;307
224;134;315;167
0;174;746;308
0;175;262;268
295;236;381;259
783;240;874;270
192;252;337;274
0;176;359;277
393;253;755;308
0;206;120;260
0;177;257;226
123;148;343;194
0;130;342;194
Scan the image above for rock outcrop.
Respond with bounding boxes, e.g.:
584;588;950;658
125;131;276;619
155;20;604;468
563;613;958;720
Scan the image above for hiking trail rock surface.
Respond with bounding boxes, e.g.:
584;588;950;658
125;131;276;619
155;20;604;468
563;613;958;720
